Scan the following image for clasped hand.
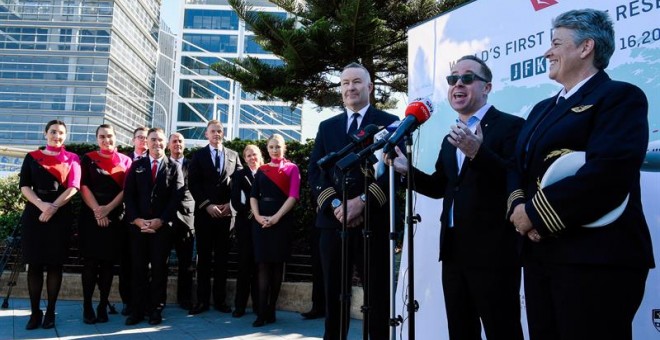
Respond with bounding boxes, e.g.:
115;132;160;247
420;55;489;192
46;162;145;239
510;204;542;242
38;201;58;223
134;218;163;233
334;197;364;228
206;203;231;218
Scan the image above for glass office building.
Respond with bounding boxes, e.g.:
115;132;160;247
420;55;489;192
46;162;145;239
174;0;302;144
0;0;162;147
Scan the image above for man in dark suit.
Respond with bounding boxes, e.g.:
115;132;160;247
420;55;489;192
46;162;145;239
188;119;242;315
508;9;654;340
123;128;184;326
168;132;195;310
388;55;524;340
308;62;398;340
119;126;149;316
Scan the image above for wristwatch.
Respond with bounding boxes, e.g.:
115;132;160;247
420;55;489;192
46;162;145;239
331;198;342;209
359;193;367;203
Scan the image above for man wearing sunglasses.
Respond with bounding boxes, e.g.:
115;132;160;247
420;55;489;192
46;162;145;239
388;55;524;339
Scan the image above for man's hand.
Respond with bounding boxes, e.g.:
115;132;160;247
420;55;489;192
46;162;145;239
205;204;223;218
140;218;163;233
334;196;365;227
448;122;483;159
383;146;408;175
217;203;232;217
510;203;533;235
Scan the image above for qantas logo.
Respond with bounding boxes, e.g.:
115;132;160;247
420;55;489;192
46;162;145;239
530;0;558;11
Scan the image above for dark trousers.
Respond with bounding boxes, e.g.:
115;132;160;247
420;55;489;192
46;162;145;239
234;216;258;312
195;213;231;306
442;261;523;340
118;224;132;306
309;226;325;313
172;221;194;305
129;225;172;313
319;227;389;340
524;260;648;340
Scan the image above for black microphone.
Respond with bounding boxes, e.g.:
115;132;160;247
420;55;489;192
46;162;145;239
316;124;383;170
382;97;434;154
335;121;400;171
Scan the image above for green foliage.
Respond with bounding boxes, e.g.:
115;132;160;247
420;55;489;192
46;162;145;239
213;0;470;109
0;174;23;240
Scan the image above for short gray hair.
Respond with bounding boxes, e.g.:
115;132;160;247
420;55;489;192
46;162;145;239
552;9;614;70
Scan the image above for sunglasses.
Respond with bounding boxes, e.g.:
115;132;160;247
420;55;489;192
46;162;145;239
446;73;489;86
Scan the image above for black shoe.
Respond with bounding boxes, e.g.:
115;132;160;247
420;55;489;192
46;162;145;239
42;312;55;329
188;303;209;315
232;309;245;318
125;314;144;326
148;309;162;325
121;304;133;316
25;310;43;330
96;304;109;323
83;306;96;324
265;311;276;324
301;309;325;320
178;300;192;310
214;303;232;313
252;317;265;327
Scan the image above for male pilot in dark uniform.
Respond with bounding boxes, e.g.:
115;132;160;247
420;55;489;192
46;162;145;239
308;62;398;340
123;127;184;326
168;132;195;310
188;120;242;315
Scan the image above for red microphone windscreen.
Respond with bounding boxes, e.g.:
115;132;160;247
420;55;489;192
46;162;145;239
404;97;433;124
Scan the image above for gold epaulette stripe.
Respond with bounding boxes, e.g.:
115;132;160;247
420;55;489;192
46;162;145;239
532;189;565;233
369;183;387;206
507;189;525;213
317;187;336;208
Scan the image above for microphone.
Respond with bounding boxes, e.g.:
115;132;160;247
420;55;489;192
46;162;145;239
335;121;400;171
382;97;433;154
317;124;383;170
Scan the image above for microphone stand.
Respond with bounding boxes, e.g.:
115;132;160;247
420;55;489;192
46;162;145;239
360;156;375;340
404;134;419;340
388;157;401;339
339;169;350;340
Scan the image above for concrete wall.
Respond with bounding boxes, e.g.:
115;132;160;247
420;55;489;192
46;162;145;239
0;272;365;319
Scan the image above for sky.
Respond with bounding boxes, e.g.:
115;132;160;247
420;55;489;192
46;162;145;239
158;0;405;140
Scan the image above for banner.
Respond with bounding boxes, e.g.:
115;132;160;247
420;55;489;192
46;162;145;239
399;0;660;338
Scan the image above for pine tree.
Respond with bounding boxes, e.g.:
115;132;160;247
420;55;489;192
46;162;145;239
212;0;469;109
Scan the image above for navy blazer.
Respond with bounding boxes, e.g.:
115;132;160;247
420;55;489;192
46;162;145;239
171;157;195;232
308;106;399;229
124;156;184;225
231;167;255;220
188;144;242;211
507;70;654;268
412;107;524;265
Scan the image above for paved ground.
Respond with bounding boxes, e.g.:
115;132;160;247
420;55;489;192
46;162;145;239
0;298;362;340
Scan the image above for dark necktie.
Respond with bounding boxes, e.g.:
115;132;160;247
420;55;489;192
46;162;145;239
214;149;221;174
347;112;360;135
151;159;158;183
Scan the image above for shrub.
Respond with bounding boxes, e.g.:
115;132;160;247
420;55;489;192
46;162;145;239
0;174;24;240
